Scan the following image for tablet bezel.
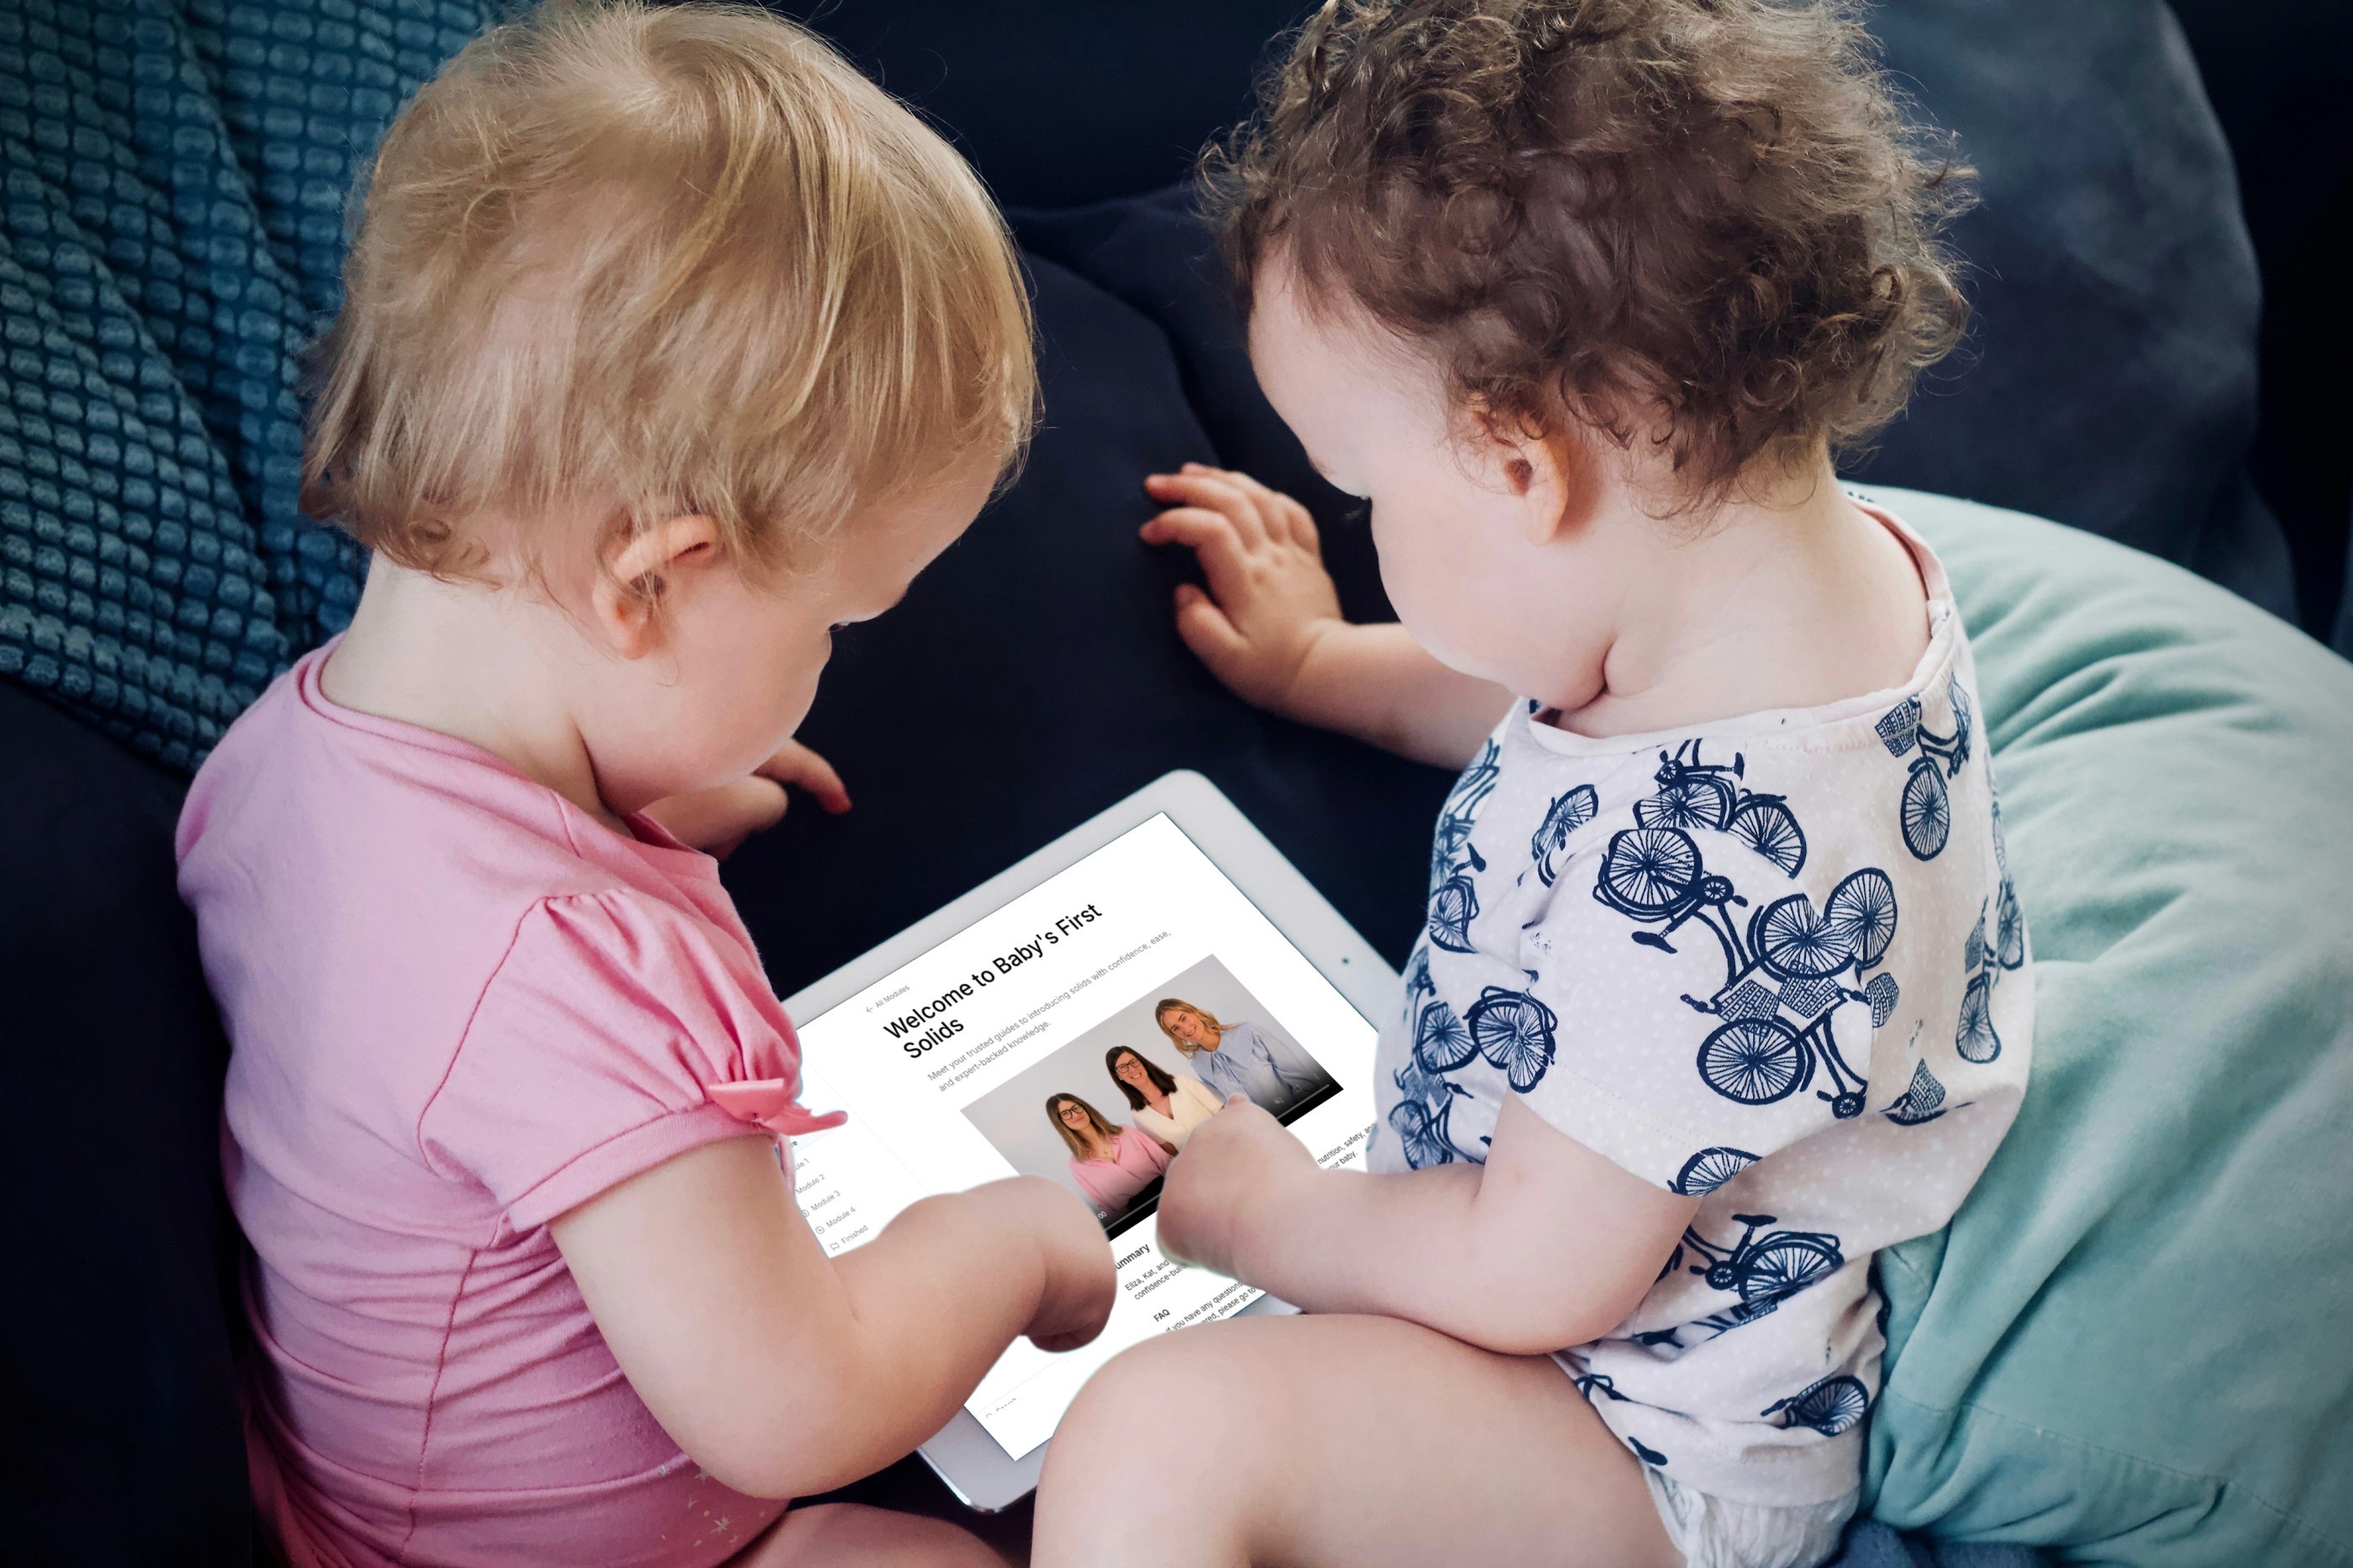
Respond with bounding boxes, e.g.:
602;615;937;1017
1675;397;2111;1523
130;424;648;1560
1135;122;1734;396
781;769;1396;1512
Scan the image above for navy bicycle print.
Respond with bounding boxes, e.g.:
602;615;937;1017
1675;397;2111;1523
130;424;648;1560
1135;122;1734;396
1761;1375;1871;1437
1387;969;1561;1166
1875;674;1973;860
1956;886;2026;1064
1427;739;1501;952
1402;976;1561;1092
1387;945;1480;1169
1529;783;1600;887
1881;1059;1956;1125
1594;813;1901;1117
1572;1371;1677;1469
1671;1145;1760;1196
1387;1045;1477;1171
1634;741;1808;876
1640;1212;1847;1346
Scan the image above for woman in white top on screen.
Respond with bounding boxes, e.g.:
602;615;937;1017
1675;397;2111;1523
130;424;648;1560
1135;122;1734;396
1155;999;1326;1117
1106;1045;1225;1151
1048;1093;1174;1219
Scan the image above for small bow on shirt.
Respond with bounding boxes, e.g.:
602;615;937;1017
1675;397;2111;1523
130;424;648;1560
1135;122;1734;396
708;1079;848;1139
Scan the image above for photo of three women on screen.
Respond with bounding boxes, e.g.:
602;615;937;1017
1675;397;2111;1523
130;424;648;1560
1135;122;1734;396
1045;998;1330;1221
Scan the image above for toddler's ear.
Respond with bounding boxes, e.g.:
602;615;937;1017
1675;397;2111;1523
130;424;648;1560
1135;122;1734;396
592;513;724;659
1473;406;1600;548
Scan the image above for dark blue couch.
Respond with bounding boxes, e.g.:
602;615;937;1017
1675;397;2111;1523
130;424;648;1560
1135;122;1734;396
1;3;2339;1562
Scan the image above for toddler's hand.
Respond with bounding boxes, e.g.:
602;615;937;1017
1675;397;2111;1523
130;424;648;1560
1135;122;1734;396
642;739;850;859
1141;464;1345;718
1155;1096;1317;1280
1009;1177;1119;1354
754;738;851;814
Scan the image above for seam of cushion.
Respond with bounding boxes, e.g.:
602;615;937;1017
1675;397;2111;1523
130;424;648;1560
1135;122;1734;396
2257;1499;2353;1563
1876;1388;2351;1556
1879;1387;2219;1486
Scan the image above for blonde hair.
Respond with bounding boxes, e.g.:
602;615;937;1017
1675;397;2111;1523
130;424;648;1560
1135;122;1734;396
1046;1094;1123;1160
303;0;1036;591
1154;999;1229;1057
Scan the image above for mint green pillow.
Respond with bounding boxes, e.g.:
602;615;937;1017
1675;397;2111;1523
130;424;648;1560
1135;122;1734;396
1858;489;2353;1566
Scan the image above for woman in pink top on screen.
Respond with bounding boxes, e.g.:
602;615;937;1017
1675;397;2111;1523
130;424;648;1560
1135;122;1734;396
1050;1094;1175;1219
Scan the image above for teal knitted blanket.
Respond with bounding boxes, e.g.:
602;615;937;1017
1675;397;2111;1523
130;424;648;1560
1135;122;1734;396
0;0;487;768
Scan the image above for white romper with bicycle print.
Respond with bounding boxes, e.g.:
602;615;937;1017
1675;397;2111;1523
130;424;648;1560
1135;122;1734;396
1366;508;2032;1507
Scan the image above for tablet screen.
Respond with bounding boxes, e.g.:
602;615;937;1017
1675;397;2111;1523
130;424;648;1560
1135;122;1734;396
787;812;1382;1461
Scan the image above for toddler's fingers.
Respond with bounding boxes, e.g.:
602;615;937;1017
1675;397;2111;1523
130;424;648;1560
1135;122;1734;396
719;776;791;838
1217;470;1316;550
759;738;851;813
1173;582;1252;673
1145;471;1272;545
1215;468;1319;550
1146;508;1269;617
1278;492;1320;549
1140;505;1246;571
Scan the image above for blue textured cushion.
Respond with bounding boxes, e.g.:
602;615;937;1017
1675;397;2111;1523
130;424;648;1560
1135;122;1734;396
0;0;487;767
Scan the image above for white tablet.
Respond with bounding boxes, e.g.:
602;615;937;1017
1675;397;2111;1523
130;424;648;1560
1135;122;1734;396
780;770;1398;1511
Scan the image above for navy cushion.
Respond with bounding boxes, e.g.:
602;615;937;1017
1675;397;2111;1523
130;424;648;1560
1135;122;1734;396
765;0;1311;208
0;679;250;1564
1850;1;2292;617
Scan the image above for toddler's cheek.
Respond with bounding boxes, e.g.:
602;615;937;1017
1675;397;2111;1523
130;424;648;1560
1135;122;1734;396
1383;571;1485;675
1373;508;1474;642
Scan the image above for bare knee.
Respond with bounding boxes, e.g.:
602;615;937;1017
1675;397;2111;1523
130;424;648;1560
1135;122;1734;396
1056;1327;1269;1477
740;1502;1006;1568
1034;1324;1289;1567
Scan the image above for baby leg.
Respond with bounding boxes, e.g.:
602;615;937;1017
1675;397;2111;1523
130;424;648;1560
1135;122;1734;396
1033;1313;1677;1568
736;1501;1008;1567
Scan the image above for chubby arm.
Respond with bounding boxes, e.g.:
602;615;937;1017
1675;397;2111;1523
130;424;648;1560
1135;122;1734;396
552;1139;1113;1500
1142;465;1511;768
1159;1095;1694;1356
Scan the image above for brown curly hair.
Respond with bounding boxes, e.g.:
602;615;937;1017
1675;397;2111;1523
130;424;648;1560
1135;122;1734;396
1204;0;1975;507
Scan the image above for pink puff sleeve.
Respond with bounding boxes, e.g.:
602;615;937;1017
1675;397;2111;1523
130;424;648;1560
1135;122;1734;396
419;891;842;1233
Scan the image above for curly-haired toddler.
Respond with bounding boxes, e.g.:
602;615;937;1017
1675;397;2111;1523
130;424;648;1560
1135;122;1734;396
1033;4;2031;1566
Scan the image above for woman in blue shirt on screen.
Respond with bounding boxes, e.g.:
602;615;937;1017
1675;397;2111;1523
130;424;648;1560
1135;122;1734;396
1155;998;1328;1117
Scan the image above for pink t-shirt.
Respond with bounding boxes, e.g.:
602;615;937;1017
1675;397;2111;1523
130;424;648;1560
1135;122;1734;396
176;647;839;1568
